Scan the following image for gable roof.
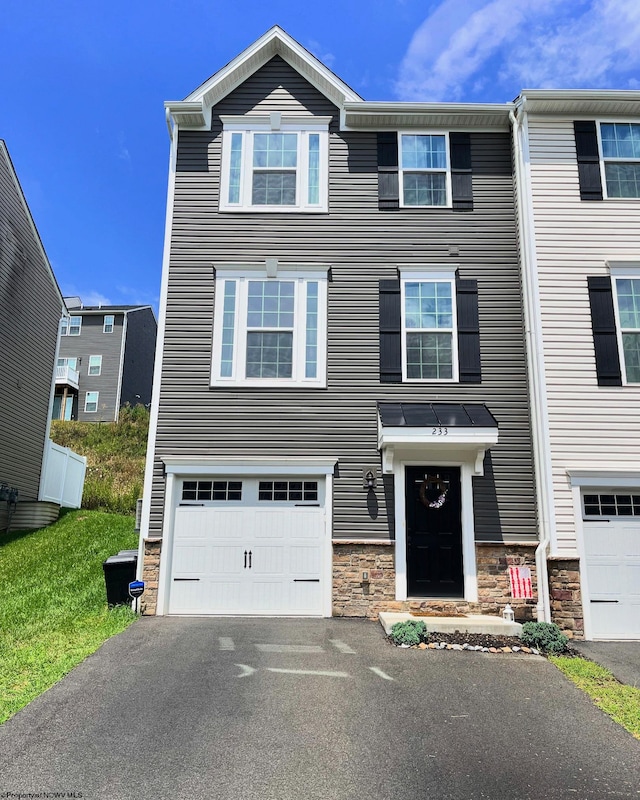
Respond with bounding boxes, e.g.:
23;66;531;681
165;26;363;131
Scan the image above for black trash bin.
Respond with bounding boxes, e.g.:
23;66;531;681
103;553;138;606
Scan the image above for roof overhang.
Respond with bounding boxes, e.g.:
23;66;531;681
342;102;513;131
516;89;640;118
378;403;499;475
165;26;363;133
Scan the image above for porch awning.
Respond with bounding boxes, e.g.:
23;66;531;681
377;402;499;475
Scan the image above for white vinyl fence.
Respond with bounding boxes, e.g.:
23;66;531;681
41;440;86;508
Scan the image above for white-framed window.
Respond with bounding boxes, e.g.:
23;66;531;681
61;315;82;336
88;355;102;376
57;357;78;370
612;274;640;383
103;314;114;333
211;266;327;388
182;480;242;502
598;122;640;199
400;269;458;382
84;391;99;413
399;132;451;208
219;115;330;213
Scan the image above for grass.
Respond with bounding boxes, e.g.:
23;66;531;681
551;656;640;740
0;510;139;724
50;403;149;514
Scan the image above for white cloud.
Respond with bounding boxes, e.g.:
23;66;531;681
395;0;640;101
80;290;113;307
307;39;336;68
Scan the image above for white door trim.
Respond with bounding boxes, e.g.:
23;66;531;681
394;457;478;603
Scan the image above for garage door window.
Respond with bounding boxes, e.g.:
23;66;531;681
583;492;640;517
258;480;318;502
182;480;243;502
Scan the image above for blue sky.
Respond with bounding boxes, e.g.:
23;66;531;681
3;0;640;312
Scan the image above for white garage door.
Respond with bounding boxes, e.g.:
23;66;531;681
168;478;326;615
583;492;640;639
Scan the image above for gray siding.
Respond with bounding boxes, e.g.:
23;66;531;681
121;307;157;408
0;142;63;501
150;58;535;543
59;313;125;421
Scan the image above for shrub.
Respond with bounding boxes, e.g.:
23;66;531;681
390;619;427;646
521;621;569;654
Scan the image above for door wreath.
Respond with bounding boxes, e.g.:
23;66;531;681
419;475;449;509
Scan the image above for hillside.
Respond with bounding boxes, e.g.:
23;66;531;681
50;404;149;514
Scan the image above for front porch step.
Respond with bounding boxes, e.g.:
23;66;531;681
379;612;523;638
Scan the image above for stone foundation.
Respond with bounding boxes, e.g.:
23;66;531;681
548;557;583;639
332;541;539;620
141;539;162;615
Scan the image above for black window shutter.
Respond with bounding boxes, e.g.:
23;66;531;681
456;277;481;382
379;279;402;382
587;276;622;385
574;121;603;201
450;133;473;211
377;132;399;209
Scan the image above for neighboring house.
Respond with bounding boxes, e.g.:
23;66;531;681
513;91;640;640
0;140;85;532
138;27;539;619
54;300;157;422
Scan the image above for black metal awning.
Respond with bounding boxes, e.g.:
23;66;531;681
378;402;498;429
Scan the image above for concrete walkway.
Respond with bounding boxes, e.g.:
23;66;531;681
573;641;640;688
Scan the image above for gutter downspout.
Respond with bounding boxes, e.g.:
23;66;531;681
510;102;554;623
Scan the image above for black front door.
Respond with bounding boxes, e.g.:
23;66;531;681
406;466;463;597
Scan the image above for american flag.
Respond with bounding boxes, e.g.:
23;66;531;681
509;566;533;599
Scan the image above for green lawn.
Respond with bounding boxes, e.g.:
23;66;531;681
0;510;138;724
551;656;640;740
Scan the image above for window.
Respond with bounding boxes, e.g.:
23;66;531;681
584;492;640;517
103;315;114;333
613;276;640;383
88;355;102;376
212;267;327;387
61;316;82;336
84;391;99;413
57;357;77;370
401;271;457;381
220;116;329;212
182;481;242;502
399;133;450;207
258;481;318;502
598;122;640;199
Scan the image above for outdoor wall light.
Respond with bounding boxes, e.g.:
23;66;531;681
363;469;377;490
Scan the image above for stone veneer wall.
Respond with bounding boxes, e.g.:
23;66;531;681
141;539;161;615
332;542;539;620
547;557;583;639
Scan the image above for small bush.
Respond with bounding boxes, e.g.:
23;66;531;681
521;621;569;654
391;619;427;646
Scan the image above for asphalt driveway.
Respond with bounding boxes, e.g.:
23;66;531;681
573;640;640;688
0;617;638;800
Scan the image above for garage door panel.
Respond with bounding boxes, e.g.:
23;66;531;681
169;491;325;616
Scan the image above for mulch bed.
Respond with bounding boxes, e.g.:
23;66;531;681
388;630;582;656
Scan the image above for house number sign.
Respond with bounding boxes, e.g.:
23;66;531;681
431;427;448;436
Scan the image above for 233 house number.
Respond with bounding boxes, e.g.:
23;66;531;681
431;427;448;436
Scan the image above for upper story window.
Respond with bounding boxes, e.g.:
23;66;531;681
613;276;640;383
219;115;330;213
103;314;115;333
401;270;458;381
57;357;78;370
88;355;102;376
399;133;450;208
599;122;640;199
211;264;327;388
61;316;82;336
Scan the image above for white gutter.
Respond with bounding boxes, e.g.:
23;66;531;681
510;101;555;623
